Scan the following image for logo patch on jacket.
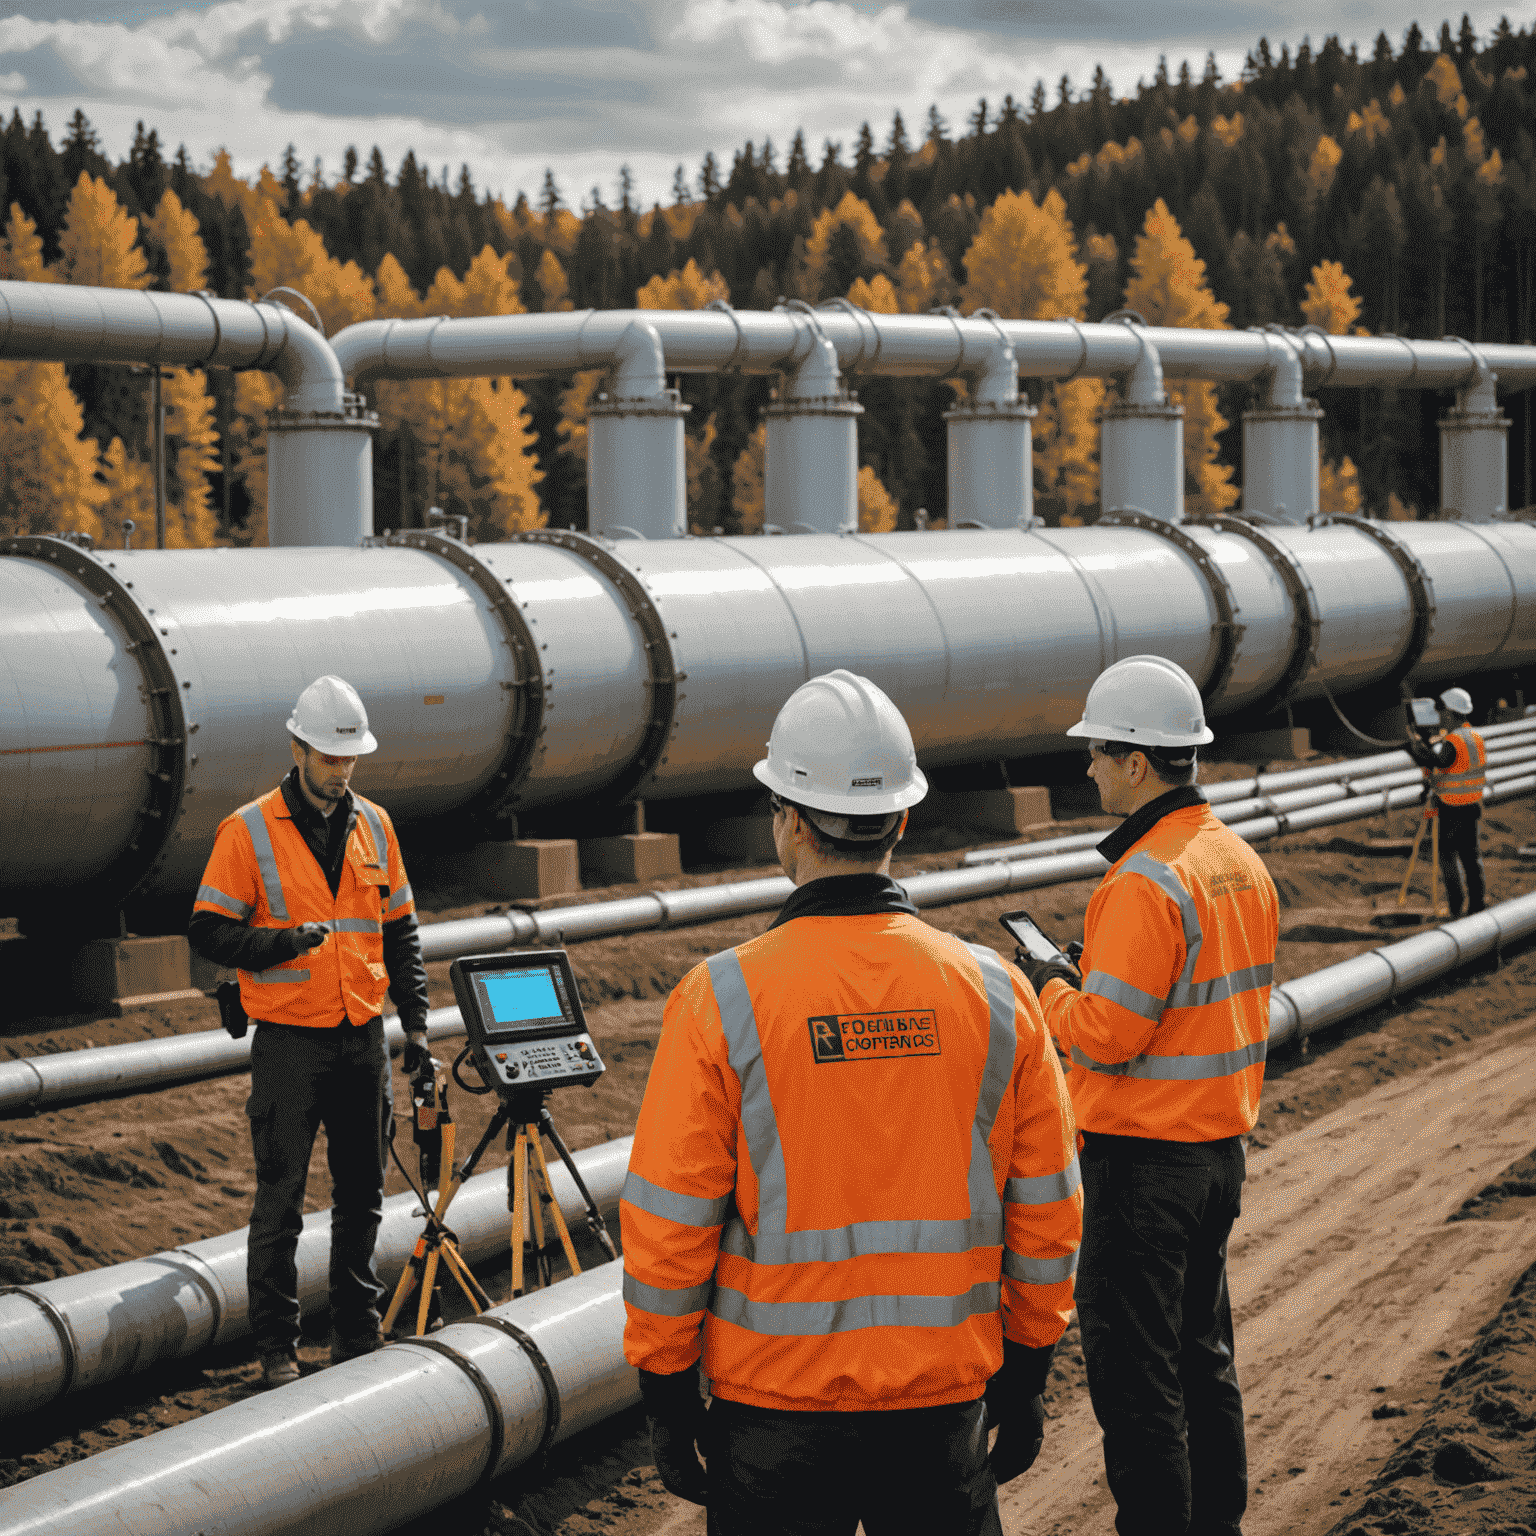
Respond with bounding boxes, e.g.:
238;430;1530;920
808;1011;940;1062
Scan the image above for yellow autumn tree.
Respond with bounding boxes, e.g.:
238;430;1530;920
636;258;729;309
960;187;1103;517
896;240;954;312
537;249;574;312
97;435;156;540
58;174;152;289
0;357;107;539
0;202;51;282
802;192;888;300
1306;136;1343;201
857;465;899;531
1123;198;1238;518
246;199;375;333
732;422;767;533
371;245;543;538
145;190;208;292
1319;455;1362;516
847;273;899;313
160;368;222;546
1301;260;1362;335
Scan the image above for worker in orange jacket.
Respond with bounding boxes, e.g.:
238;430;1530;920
1016;656;1278;1536
188;676;430;1388
622;671;1082;1536
1406;686;1488;916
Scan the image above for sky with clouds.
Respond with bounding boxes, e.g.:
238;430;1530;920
0;2;1522;209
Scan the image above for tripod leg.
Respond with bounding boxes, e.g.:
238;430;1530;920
382;1242;424;1333
529;1131;583;1278
415;1247;441;1337
1397;813;1427;907
440;1239;493;1313
540;1107;619;1263
525;1125;551;1287
511;1127;528;1298
1431;817;1442;916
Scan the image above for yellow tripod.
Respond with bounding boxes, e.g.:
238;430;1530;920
1396;801;1446;918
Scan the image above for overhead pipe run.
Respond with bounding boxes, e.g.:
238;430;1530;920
6;891;1535;1536
0;1138;630;1420
0;278;375;549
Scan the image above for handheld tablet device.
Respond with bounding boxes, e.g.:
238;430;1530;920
1409;697;1440;732
998;908;1073;966
448;949;605;1094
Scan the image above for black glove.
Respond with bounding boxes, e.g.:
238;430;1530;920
986;1339;1054;1484
1018;952;1080;996
1063;939;1084;965
402;1033;432;1076
639;1368;708;1505
277;923;330;959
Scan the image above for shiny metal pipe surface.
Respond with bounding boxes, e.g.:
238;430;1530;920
0;1132;630;1421
7;877;1535;1533
6;519;1536;912
0;1261;635;1536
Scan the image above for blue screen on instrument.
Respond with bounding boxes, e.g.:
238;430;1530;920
480;969;564;1025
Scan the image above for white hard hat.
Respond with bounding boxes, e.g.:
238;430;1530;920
1065;655;1214;749
1439;687;1474;717
287;675;378;755
753;670;928;827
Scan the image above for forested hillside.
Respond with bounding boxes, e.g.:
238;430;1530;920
3;15;1536;543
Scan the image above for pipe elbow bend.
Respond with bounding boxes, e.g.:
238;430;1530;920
330;318;398;388
266;305;347;413
973;337;1020;407
1259;330;1305;409
611;319;668;400
1462;353;1498;415
789;331;842;399
1123;327;1165;407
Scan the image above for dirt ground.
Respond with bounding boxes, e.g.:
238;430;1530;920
1;779;1534;1535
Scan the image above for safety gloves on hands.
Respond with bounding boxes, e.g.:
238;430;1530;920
986;1339;1054;1485
639;1368;708;1505
402;1033;432;1077
1017;950;1081;998
279;922;330;959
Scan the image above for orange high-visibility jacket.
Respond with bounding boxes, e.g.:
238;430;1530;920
621;911;1082;1414
1430;726;1487;807
1041;801;1278;1142
193;786;414;1026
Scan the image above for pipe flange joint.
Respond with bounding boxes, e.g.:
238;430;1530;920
1344;520;1437;690
400;1335;508;1483
517;530;680;803
381;530;545;820
461;1313;564;1465
1096;513;1246;708
0;1285;80;1397
0;535;191;910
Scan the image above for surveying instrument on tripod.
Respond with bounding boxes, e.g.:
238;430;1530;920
383;949;617;1336
1395;698;1449;920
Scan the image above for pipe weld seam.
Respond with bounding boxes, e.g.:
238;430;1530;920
13;1055;46;1106
0;1285;80;1396
162;1250;227;1341
460;1313;564;1462
400;1335;508;1482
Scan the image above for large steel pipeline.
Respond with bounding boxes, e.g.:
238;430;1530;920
0;1134;630;1420
6;512;1536;916
4;894;1534;1536
6;763;1534;1123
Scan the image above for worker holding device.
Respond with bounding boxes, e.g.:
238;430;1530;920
1016;655;1278;1536
1405;686;1488;917
188;676;430;1389
620;670;1082;1535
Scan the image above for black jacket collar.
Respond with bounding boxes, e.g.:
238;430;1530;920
768;873;920;930
1097;784;1207;867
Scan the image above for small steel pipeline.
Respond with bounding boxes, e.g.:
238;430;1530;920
4;892;1533;1536
0;1135;630;1420
6;764;1535;1122
962;726;1536;866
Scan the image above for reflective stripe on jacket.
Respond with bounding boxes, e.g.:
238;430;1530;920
1430;727;1487;807
621;910;1081;1413
193;787;414;1026
1041;802;1278;1141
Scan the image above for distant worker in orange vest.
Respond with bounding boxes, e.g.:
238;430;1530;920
1015;655;1279;1536
621;670;1083;1535
1405;686;1488;916
188;676;430;1389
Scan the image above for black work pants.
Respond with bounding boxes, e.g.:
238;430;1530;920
705;1396;999;1536
246;1018;392;1355
1436;803;1485;917
1076;1132;1248;1536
